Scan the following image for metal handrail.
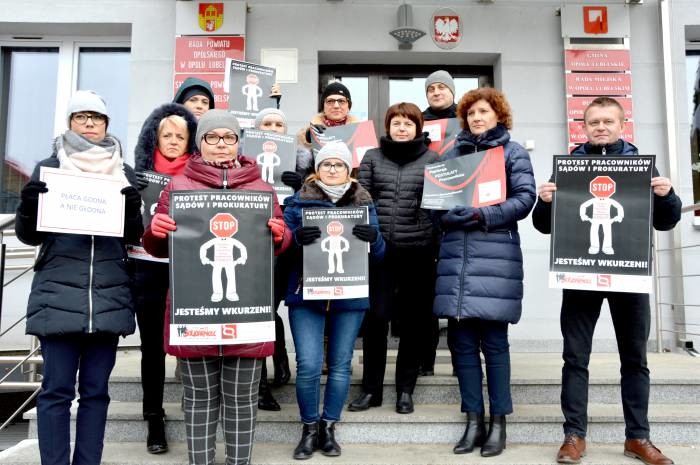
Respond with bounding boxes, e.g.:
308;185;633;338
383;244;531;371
0;386;41;433
0;346;40;385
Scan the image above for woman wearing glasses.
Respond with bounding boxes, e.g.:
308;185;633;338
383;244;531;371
15;90;143;465
282;141;385;460
142;110;291;465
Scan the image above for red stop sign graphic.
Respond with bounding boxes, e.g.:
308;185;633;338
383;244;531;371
589;176;616;198
327;221;344;236
210;212;238;237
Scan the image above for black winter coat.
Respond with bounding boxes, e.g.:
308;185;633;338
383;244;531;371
358;134;439;248
16;142;143;337
422;104;457;121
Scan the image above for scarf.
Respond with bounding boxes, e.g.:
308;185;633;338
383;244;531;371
154;148;190;175
323;116;348;127
57;131;128;185
315;179;352;203
201;157;239;169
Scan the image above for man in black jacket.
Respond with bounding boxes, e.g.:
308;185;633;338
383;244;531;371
422;70;457;121
532;97;679;465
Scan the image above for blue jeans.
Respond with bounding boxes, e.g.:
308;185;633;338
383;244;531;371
289;306;365;423
448;318;513;416
37;334;119;465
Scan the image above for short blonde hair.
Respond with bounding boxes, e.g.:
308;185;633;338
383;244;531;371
158;114;188;136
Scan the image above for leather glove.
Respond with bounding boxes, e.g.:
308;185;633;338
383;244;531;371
267;218;286;245
134;172;150;191
305;124;326;143
19;180;48;215
441;206;482;231
281;171;303;191
121;186;142;219
294;225;321;245
352;224;378;243
150;213;177;238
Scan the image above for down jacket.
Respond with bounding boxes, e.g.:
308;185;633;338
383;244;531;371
358;134;439;248
433;124;536;324
283;181;385;312
142;154;291;358
16;137;143;337
134;102;198;172
532;140;682;233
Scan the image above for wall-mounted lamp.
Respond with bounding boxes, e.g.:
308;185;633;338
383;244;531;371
389;3;426;50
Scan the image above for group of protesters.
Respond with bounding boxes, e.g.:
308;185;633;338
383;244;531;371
16;69;680;465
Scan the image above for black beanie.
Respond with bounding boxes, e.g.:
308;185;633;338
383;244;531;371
321;82;352;104
180;87;211;106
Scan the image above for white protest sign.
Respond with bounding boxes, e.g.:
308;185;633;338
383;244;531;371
37;167;125;237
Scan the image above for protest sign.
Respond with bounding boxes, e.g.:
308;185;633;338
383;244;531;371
227;59;276;128
549;155;654;293
37;167;125;237
421;146;506;210
310;121;378;168
423;117;460;157
169;190;275;345
127;171;171;262
241;129;296;201
302;207;369;300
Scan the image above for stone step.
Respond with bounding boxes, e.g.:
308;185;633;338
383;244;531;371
2;440;697;465
24;402;700;444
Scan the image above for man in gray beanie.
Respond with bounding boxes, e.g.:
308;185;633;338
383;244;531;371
195;109;241;152
423;70;457;121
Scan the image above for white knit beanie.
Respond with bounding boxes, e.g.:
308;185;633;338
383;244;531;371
315;141;353;172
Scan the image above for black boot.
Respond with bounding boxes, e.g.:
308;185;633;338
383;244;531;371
272;353;291;386
318;419;341;456
480;414;506;457
293;422;318;460
145;414;168;454
258;376;281;411
453;412;486;454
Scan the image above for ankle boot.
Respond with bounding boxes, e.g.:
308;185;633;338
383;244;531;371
480;414;506;457
318;419;341;456
453;412;486;454
145;414;168;454
258;377;281;411
272;353;291;386
293;422;318;460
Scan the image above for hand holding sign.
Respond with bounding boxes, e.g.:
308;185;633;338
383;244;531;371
295;225;321;245
20;181;48;214
267;217;286;245
151;213;177;238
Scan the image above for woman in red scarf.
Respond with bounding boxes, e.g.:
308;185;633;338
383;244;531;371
132;103;198;454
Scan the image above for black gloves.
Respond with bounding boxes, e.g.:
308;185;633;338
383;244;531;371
352;224;378;243
134;171;149;191
305;124;326;144
121;186;142;219
19;180;48;215
441;206;483;231
295;226;322;245
281;171;303;192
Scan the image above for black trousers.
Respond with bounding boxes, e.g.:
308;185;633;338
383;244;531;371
260;252;291;382
560;289;651;439
360;245;436;398
134;260;170;419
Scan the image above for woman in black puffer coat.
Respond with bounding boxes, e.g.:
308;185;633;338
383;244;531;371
349;102;439;415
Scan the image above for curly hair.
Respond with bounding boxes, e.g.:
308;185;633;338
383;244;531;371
456;87;513;131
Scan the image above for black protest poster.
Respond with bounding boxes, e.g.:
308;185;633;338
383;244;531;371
169;190;275;345
550;155;654;293
424;117;460;157
227;59;276;127
421;146;506;210
241;129;296;201
302;207;369;300
310;121;378;168
127;171;171;262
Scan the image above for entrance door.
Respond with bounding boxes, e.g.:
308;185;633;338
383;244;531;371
319;65;493;137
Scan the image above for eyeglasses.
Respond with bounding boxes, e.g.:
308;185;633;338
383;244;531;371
324;98;348;106
318;162;347;172
203;133;239;146
72;113;107;125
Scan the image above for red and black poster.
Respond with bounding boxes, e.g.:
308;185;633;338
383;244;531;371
301;207;369;300
421;146;506;210
241;129;297;202
549;155;654;293
127;171;171;262
423;118;460;157
168;190;275;345
227;59;277;128
310;121;378;168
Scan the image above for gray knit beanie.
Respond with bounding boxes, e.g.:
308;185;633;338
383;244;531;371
425;70;455;98
254;108;288;131
195;109;241;151
66;90;109;127
315;141;353;172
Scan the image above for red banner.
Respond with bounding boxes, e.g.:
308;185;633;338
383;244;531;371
566;73;632;96
565;49;630;72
